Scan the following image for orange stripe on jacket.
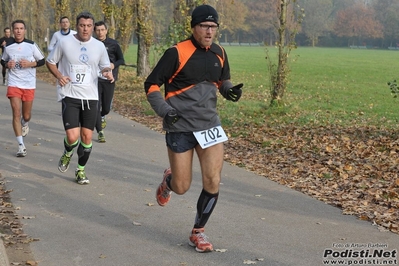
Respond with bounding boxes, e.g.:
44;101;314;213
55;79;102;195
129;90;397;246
215;43;225;68
147;84;160;95
165;85;194;100
166;81;218;100
165;40;225;99
168;40;197;84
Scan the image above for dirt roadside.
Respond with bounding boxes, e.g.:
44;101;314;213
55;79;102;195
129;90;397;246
0;173;37;265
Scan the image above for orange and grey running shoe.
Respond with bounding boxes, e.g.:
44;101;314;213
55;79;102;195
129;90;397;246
156;168;172;206
189;228;213;253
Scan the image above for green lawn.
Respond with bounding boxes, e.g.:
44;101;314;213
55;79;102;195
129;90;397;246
123;45;399;129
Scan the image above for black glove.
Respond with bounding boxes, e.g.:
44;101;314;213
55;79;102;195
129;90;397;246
164;109;180;126
228;83;243;102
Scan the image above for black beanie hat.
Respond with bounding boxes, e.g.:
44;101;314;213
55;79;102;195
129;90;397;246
190;5;219;28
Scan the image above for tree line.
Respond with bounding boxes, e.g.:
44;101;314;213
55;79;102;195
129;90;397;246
0;0;396;53
0;0;135;53
214;0;399;48
143;0;399;49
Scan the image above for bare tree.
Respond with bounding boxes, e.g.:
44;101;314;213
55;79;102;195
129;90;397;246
31;0;49;49
0;0;14;28
51;0;71;31
217;0;248;43
101;0;117;38
136;0;153;77
301;0;333;47
269;0;304;106
116;0;135;53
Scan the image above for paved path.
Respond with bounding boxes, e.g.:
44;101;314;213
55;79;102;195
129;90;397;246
0;80;398;266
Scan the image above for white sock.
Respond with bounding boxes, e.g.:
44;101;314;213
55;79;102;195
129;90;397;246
16;136;24;145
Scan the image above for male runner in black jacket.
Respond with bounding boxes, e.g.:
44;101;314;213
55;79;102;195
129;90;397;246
94;21;125;143
145;5;243;253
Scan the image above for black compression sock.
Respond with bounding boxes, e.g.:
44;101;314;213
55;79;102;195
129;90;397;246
194;189;219;228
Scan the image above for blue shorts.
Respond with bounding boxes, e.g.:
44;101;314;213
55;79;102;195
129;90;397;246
165;132;198;153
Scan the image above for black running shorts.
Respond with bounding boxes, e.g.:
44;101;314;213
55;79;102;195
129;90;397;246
61;97;98;130
165;132;199;153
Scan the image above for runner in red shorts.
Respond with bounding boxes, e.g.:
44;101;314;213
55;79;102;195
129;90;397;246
1;20;45;157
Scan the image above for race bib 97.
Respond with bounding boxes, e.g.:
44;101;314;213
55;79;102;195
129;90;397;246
70;64;91;84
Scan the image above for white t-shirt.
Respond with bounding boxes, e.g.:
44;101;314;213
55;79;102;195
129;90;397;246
1;39;45;89
46;34;111;101
48;29;77;52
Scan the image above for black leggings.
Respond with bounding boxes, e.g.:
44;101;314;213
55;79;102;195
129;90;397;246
95;80;115;132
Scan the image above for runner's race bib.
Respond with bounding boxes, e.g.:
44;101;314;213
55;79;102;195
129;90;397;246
193;125;228;149
70;64;91;84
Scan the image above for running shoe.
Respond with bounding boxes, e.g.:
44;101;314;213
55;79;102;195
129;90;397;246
58;152;72;173
98;131;106;143
16;144;27;157
189;228;213;253
75;169;90;185
156;168;172;206
101;117;107;130
21;121;29;137
3;78;5;86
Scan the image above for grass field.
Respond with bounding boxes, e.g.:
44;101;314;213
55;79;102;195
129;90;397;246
122;45;399;130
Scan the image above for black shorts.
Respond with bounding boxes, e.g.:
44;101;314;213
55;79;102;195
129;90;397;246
61;97;98;130
165;132;198;153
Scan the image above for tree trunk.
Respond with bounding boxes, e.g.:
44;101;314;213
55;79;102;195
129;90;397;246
116;0;135;53
137;35;150;76
136;0;152;77
103;0;116;39
272;0;288;104
53;0;71;32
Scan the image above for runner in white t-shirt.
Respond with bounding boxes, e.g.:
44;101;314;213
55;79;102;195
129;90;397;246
1;19;45;157
46;11;114;185
48;16;77;53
